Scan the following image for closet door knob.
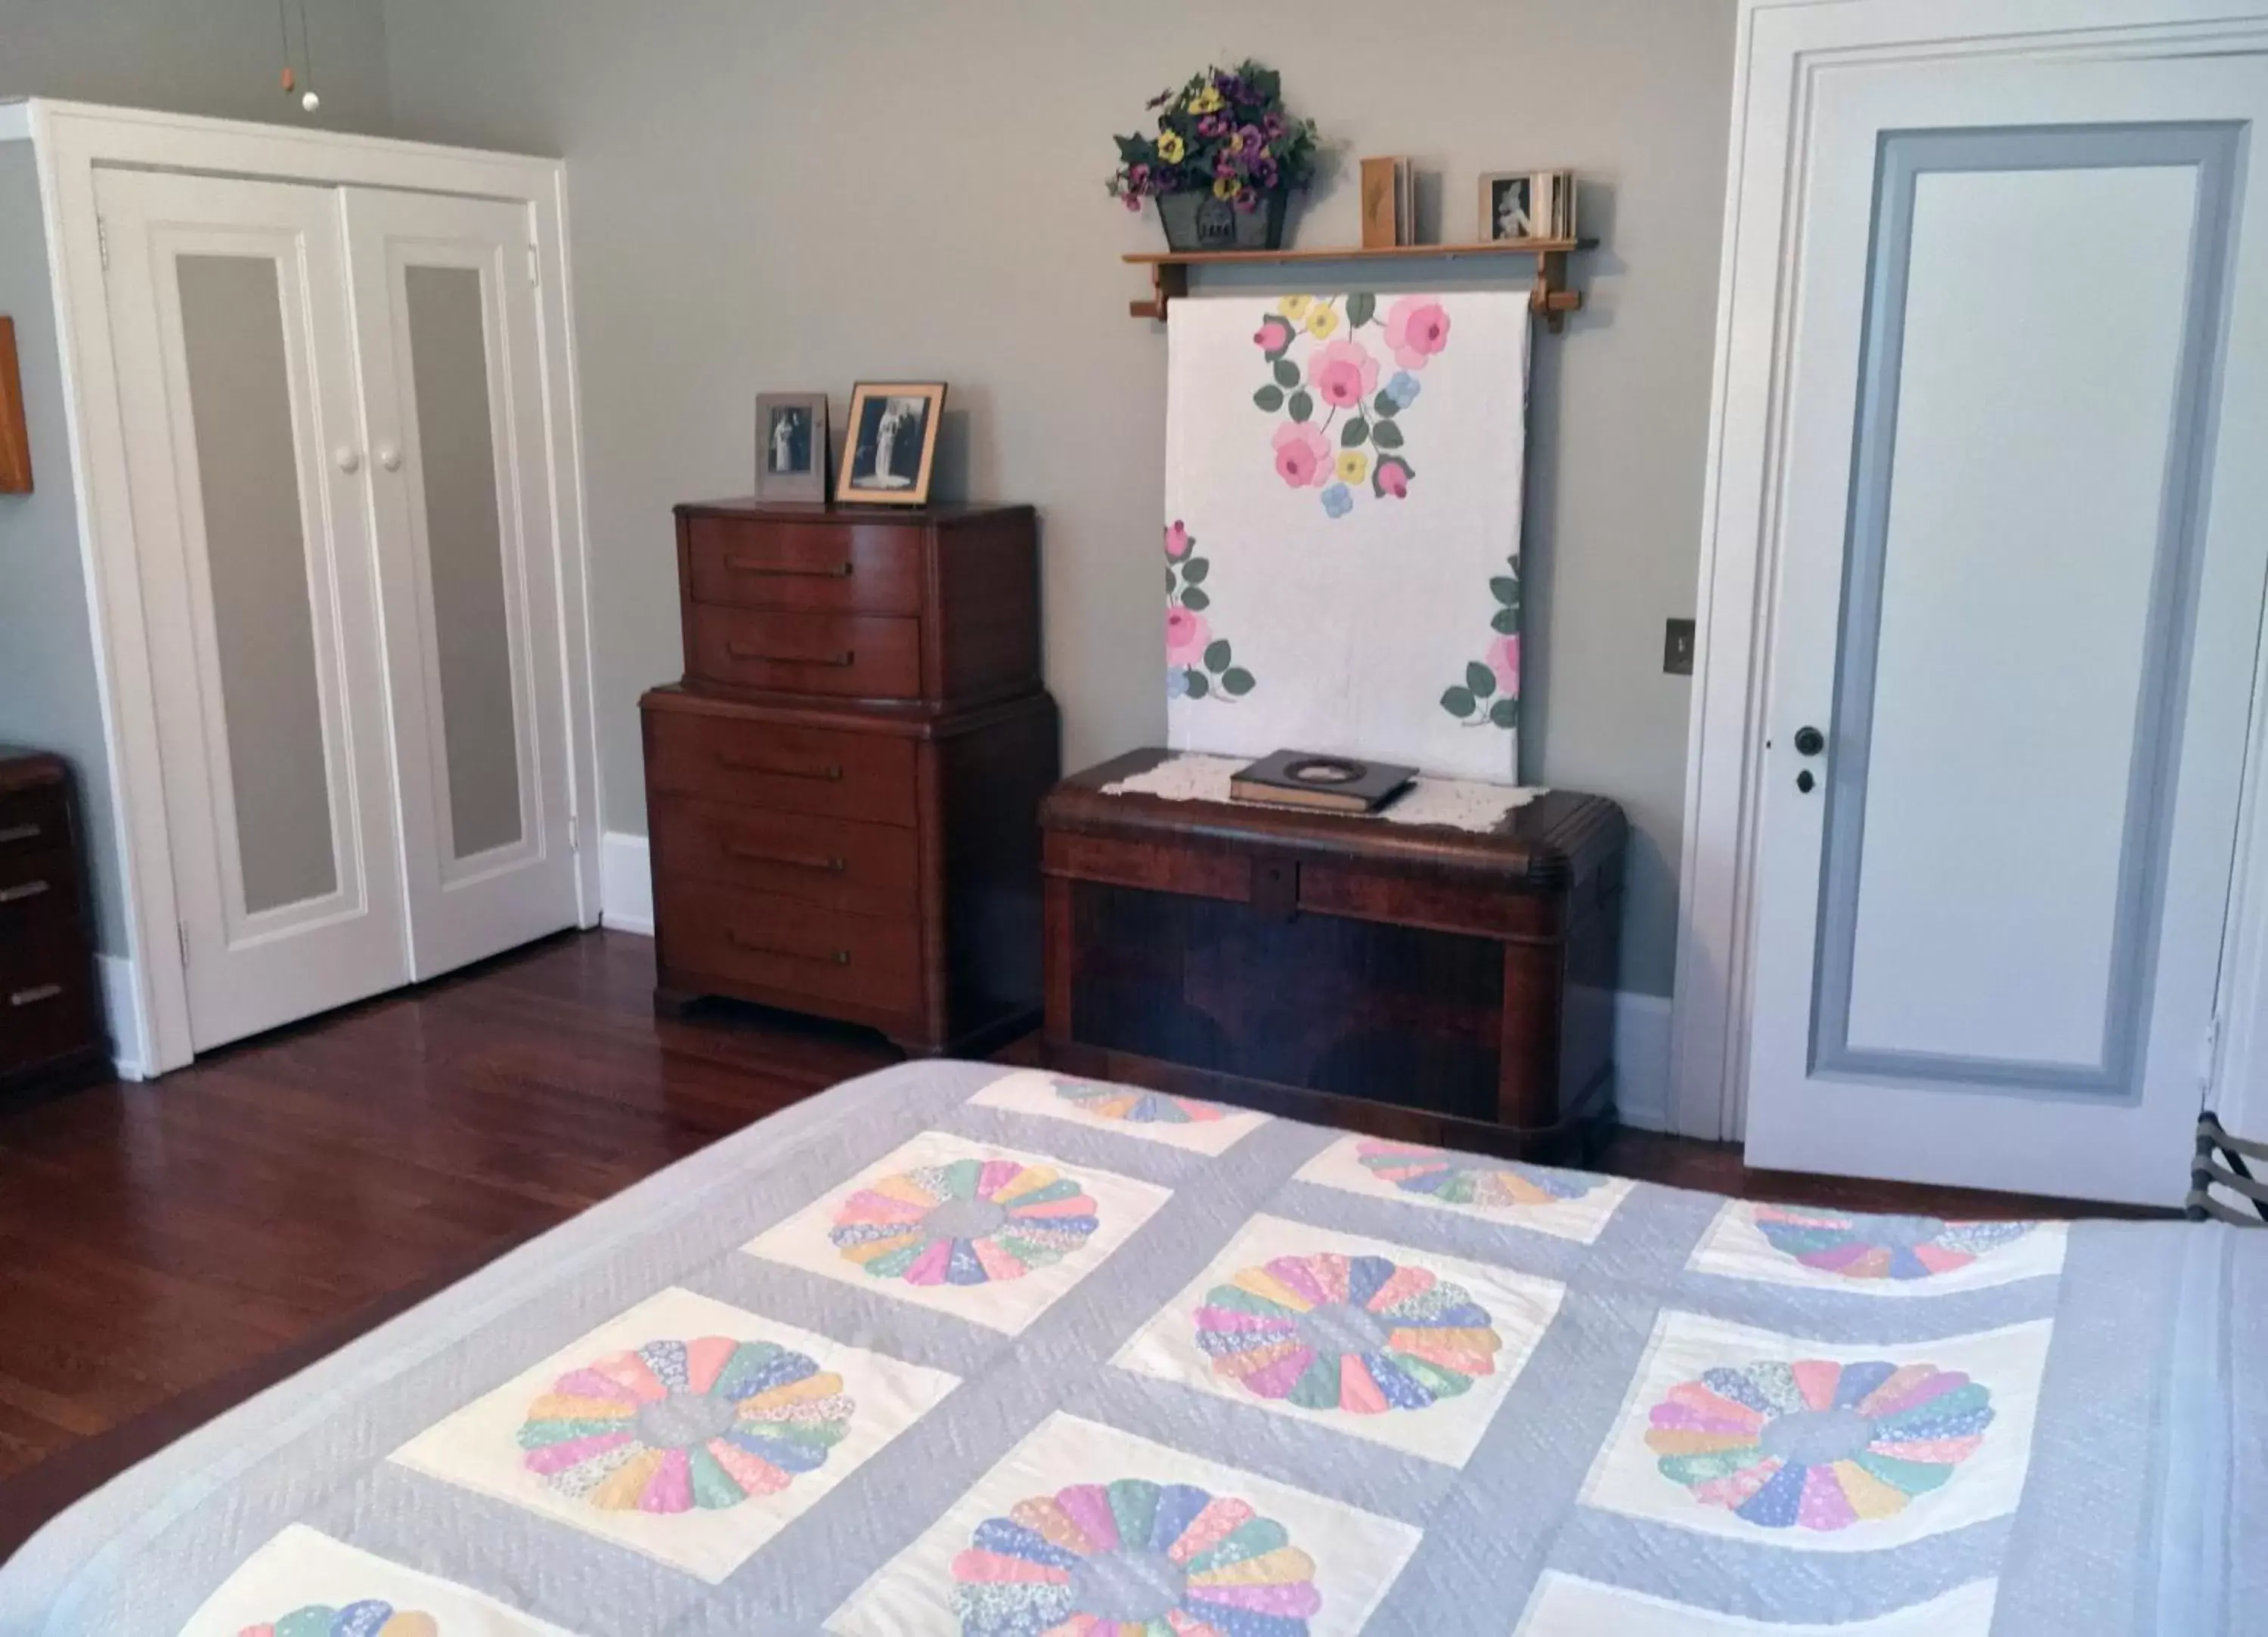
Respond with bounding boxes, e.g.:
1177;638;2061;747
376;444;402;472
333;446;362;474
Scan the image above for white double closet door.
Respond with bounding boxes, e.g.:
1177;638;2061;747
98;169;578;1051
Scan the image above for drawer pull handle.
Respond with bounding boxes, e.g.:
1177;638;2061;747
725;843;846;873
8;983;62;1007
0;879;51;905
727;642;856;668
727;930;851;965
0;823;41;846
715;754;844;781
723;555;854;579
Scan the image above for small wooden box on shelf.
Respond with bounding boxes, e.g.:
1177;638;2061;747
642;500;1058;1056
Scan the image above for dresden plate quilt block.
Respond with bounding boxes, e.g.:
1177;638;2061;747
390;1287;959;1582
1294;1133;1631;1244
742;1129;1170;1334
1581;1311;2052;1552
826;1412;1422;1637
179;1525;591;1637
1687;1201;2068;1297
1112;1212;1564;1466
965;1068;1270;1156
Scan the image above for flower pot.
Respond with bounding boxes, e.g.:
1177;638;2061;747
1157;187;1289;253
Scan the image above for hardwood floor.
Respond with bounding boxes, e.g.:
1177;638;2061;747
0;927;2152;1550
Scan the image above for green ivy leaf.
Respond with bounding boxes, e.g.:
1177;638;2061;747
1272;358;1301;388
1340;417;1370;449
1371;420;1405;450
1489;575;1519;606
1440;685;1476;718
1222;667;1256;696
1466;661;1497;698
1489;697;1519;729
1491;606;1518;635
1185;668;1210;698
1346;291;1377;327
1182;557;1210;584
1371;391;1399;419
1287;389;1313;423
1180;586;1210;611
1204;639;1232;673
1253;384;1284;413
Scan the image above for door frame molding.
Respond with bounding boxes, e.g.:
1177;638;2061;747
20;100;603;1074
1669;0;2268;1140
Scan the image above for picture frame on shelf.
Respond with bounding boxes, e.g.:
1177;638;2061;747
754;391;828;503
1479;169;1576;241
838;382;945;507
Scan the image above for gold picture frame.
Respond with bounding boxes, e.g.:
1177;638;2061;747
837;382;945;507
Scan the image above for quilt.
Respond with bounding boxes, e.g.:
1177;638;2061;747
0;1060;2256;1635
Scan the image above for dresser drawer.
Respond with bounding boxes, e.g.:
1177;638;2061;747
0;917;98;1078
683;515;922;615
644;707;919;826
0;845;77;929
0;785;68;859
686;605;921;700
656;880;922;1017
651;794;919;915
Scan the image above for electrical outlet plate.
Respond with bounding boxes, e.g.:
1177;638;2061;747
1663;617;1696;676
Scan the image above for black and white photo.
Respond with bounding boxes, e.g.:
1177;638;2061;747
1480;172;1536;241
837;382;945;506
754;391;828;501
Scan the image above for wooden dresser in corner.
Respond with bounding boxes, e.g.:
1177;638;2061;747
0;748;108;1101
640;500;1058;1056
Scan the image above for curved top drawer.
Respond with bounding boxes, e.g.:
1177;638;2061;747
683;515;922;615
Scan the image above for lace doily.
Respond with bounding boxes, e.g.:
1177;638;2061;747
1099;754;1542;834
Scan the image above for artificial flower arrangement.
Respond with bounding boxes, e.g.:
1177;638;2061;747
1108;60;1321;250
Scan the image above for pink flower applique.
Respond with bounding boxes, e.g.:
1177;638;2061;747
1310;337;1379;410
1165;605;1211;665
1253;314;1295;355
1163;520;1193;559
1374;456;1411;499
1271;421;1331;488
1487;633;1520;696
1383;297;1452;370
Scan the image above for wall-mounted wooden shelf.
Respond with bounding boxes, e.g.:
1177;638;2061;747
1124;237;1597;329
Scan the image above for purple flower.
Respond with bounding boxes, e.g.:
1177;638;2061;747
1234;186;1259;212
1214;150;1241;178
1197;113;1228;138
1263;111;1287;139
1234;125;1265;162
1255;156;1280;189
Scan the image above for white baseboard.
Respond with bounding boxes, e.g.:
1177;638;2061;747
600;830;654;936
599;828;1678;1125
97;954;148;1080
1613;989;1674;1132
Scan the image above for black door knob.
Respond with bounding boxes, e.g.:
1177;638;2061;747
1793;726;1826;757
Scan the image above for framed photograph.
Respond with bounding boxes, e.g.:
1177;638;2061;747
838;382;945;507
1479;169;1576;242
755;391;828;503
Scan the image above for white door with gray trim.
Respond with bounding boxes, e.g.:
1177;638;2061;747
342;187;578;978
1743;50;2268;1204
97;169;411;1047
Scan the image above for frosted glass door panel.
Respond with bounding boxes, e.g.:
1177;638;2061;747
344;187;579;976
175;253;339;914
402;263;521;862
96;169;410;1052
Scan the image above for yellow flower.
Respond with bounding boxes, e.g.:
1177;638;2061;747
1156;130;1185;163
1188;85;1225;113
1337;450;1369;484
1277;295;1313;320
1305;304;1340;339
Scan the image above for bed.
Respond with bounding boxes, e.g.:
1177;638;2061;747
0;1060;2257;1635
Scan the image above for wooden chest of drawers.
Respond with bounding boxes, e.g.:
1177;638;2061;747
1040;749;1627;1162
644;500;1057;1054
0;749;108;1100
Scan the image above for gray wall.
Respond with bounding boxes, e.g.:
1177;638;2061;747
0;0;394;135
382;0;1730;995
0;143;125;947
0;0;397;955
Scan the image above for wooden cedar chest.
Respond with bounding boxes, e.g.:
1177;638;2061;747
1040;749;1627;1161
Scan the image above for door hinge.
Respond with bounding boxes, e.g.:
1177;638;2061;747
527;243;539;286
176;921;189;969
2199;1013;2220;1091
97;215;109;271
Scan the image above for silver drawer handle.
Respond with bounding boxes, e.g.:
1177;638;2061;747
0;879;51;905
8;983;62;1007
0;823;41;845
